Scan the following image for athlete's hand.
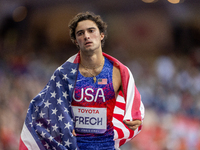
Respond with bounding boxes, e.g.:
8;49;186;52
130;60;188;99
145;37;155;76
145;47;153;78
123;120;142;131
72;129;77;136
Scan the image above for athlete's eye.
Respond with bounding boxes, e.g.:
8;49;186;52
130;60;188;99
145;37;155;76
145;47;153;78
89;29;94;33
77;32;83;36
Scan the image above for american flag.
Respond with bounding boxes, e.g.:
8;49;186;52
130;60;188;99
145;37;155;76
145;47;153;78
97;78;107;85
19;52;145;150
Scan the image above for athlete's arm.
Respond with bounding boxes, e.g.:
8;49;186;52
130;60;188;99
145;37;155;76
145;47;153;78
113;66;142;131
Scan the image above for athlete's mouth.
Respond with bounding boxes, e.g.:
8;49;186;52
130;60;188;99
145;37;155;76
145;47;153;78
85;41;92;45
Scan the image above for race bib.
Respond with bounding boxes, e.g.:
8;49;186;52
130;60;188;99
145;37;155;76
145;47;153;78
72;106;107;134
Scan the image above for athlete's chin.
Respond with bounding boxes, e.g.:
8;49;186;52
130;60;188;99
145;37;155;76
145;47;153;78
80;45;101;54
81;47;96;53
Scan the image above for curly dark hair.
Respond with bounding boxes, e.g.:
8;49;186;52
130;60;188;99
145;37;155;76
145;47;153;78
68;11;107;47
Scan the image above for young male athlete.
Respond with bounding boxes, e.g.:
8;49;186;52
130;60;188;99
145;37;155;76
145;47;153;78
19;12;144;150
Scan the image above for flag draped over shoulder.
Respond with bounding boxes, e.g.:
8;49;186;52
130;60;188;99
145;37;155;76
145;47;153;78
19;53;144;150
103;53;145;148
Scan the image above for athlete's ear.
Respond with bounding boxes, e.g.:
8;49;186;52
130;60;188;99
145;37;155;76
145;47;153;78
74;40;80;48
100;32;104;41
75;40;78;46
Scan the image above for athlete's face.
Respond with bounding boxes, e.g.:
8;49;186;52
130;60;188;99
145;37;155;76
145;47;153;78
75;20;104;52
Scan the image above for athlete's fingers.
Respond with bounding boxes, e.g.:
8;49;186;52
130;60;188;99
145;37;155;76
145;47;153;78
123;120;141;126
72;129;77;136
128;124;139;131
123;120;142;131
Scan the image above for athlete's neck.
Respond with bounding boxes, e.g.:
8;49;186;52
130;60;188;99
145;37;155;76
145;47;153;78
80;50;104;69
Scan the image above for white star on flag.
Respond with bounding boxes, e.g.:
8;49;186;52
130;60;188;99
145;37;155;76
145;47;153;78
62;74;69;80
68;84;73;90
44;142;50;149
47;119;51;125
56;81;62;88
64;139;72;147
62;91;68;99
32;116;35;120
46;128;50;133
52;108;58;115
64;122;71;129
57;66;64;71
36;122;43;127
50;74;56;81
52;124;58;132
29;122;33;127
39;111;45;118
31;99;35;103
50;91;56;98
70;68;77;74
48;136;54;142
38;92;44;97
41;131;46;138
64;107;69;113
46;85;50;89
57;97;63;105
57;141;61;146
44;100;51;108
58;114;64;121
60;133;64;137
35;106;39;112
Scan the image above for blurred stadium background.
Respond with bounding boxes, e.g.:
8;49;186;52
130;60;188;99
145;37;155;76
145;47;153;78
1;0;200;149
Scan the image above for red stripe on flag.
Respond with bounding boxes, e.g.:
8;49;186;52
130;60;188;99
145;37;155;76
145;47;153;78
115;102;125;110
19;137;28;150
131;86;142;120
114;126;124;139
113;114;124;122
138;124;142;131
128;128;134;139
118;91;123;97
73;52;80;63
119;139;127;147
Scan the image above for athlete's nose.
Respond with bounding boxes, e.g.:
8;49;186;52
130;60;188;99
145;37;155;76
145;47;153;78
84;31;90;40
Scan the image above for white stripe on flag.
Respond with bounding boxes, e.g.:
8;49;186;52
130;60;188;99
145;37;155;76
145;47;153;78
116;94;125;103
113;106;124;115
21;123;40;150
114;135;120;149
67;53;78;63
123;68;135;121
113;129;119;142
113;117;130;140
